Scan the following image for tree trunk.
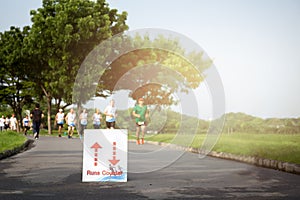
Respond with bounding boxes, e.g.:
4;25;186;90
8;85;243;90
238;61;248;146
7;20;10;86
41;85;52;135
16;106;22;133
46;95;52;135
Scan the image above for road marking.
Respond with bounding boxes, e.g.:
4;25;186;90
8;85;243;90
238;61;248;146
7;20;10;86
0;190;23;194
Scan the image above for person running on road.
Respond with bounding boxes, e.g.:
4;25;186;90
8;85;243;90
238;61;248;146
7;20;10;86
30;103;44;139
22;115;30;135
92;109;102;129
10;114;17;131
0;115;5;132
65;109;76;139
55;108;65;137
79;109;88;137
104;99;117;129
132;98;149;145
4;116;10;131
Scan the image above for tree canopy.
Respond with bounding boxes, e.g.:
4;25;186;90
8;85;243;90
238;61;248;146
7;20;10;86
0;0;128;133
0;26;34;130
73;32;212;109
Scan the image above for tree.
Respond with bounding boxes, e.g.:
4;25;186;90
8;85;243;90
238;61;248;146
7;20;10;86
72;33;211;140
96;34;211;106
0;26;34;131
24;0;128;134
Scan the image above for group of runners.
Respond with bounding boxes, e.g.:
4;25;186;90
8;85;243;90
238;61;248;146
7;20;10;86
0;114;18;132
0;113;37;137
1;98;149;144
55;100;117;139
55;98;149;145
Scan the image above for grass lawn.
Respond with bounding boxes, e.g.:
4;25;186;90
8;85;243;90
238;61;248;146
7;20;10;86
0;131;27;153
212;133;300;164
130;132;300;164
0;128;77;154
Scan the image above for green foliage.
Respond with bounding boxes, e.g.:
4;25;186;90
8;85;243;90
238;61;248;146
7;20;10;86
96;35;211;106
22;0;128;133
223;112;300;134
116;110;300;135
0;27;35;124
0;105;13;117
25;0;128;101
116;108;209;134
0;1;125;132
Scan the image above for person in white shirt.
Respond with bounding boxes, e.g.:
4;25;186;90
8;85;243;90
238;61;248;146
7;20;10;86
22;115;30;135
55;109;65;137
10;114;17;131
104;99;117;129
0;115;5;132
65;109;76;139
92;109;102;129
79;109;88;136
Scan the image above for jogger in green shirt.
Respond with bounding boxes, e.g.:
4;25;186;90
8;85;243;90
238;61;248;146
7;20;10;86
132;98;149;145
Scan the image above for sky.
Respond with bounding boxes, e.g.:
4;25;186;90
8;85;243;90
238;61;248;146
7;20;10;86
1;0;300;119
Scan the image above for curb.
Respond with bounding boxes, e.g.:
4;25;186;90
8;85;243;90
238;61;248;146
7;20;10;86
132;140;300;175
0;139;35;160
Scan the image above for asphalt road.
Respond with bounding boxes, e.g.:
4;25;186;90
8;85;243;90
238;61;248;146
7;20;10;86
0;136;299;200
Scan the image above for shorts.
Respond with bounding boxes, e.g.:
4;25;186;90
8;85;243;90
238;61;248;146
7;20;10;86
136;121;147;127
4;124;9;129
106;121;115;129
93;124;100;129
57;123;64;128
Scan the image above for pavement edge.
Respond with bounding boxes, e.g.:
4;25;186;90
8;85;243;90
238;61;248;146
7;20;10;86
0;139;34;160
130;139;300;175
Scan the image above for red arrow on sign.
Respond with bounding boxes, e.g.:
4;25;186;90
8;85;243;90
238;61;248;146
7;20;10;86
91;142;102;166
109;142;120;166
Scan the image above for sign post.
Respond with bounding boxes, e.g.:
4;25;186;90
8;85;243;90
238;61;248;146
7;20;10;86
82;129;127;182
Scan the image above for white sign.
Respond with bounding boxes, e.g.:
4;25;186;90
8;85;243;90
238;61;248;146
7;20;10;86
82;129;128;182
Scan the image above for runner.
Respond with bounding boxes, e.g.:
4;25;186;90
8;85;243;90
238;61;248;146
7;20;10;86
55;108;65;137
65;109;76;139
0;115;5;132
92;109;102;129
132;98;149;145
30;103;44;139
10;114;17;131
79;109;88;137
104;99;117;129
22;115;30;135
4;116;10;131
